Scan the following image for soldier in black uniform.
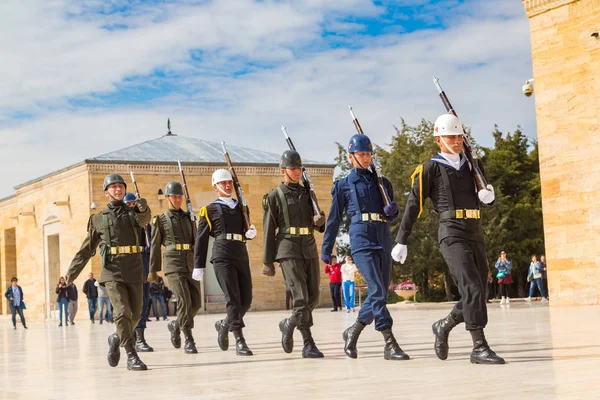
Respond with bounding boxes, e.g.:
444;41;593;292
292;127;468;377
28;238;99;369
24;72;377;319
392;113;504;364
66;174;151;371
262;150;327;358
195;169;257;356
124;192;153;353
149;181;201;354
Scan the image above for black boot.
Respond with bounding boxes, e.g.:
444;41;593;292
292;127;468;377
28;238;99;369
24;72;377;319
168;320;181;349
432;313;462;360
381;329;410;360
125;344;148;371
107;332;121;367
233;329;253;356
279;318;296;354
469;329;505;365
135;329;154;352
215;319;229;351
183;328;198;354
299;329;324;358
343;320;366;359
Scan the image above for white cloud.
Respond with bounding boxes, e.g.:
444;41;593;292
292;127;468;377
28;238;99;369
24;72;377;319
0;0;536;199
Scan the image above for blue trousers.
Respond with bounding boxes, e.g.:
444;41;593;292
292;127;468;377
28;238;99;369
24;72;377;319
58;298;69;324
343;281;355;310
98;297;113;323
10;305;26;327
353;249;393;331
87;298;97;321
529;278;546;298
151;294;167;320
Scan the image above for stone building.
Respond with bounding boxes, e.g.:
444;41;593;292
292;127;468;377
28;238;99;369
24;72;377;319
522;0;600;305
0;132;335;321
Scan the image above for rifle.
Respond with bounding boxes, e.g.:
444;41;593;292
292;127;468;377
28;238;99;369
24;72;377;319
221;142;251;231
129;171;151;247
433;76;488;191
281;125;322;217
177;160;197;239
347;106;391;207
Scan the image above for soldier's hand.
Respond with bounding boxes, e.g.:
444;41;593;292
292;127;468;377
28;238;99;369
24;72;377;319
262;263;276;277
245;224;257;240
391;243;408;264
147;272;158;284
313;211;326;227
384;201;398;217
478;185;495;204
135;197;148;212
192;268;204;281
321;254;332;265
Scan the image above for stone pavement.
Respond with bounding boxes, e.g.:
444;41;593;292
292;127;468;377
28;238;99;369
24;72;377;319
1;302;599;399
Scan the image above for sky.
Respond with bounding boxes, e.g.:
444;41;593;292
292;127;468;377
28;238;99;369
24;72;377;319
0;0;536;199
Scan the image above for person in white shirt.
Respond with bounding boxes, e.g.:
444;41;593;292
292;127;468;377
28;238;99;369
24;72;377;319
341;256;358;313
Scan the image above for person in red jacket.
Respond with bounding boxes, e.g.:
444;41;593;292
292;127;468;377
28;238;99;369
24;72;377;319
325;256;343;312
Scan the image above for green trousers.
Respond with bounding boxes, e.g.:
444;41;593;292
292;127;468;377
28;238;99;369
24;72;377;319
166;273;201;330
280;258;320;330
104;281;143;348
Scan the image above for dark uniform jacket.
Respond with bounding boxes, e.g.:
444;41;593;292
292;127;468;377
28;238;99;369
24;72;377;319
66;201;152;284
262;182;324;263
322;168;398;256
194;199;249;268
150;209;195;275
396;155;487;245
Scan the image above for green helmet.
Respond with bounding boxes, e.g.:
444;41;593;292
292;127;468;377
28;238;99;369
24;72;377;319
165;181;184;196
280;150;303;169
103;174;127;191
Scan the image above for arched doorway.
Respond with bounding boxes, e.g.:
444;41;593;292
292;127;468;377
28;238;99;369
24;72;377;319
43;217;61;320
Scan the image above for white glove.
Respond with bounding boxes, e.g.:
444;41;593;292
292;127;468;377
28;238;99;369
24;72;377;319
391;243;408;264
192;268;204;281
94;280;99;287
245;224;257;240
478;184;495;204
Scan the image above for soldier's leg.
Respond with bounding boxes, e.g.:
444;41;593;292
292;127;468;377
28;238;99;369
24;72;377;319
280;259;311;329
352;250;391;330
186;275;202;323
105;282;135;347
166;273;194;352
123;282;147;370
237;256;253;322
213;259;244;331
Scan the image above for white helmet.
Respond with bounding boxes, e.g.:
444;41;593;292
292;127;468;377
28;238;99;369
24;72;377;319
212;169;232;186
434;114;464;137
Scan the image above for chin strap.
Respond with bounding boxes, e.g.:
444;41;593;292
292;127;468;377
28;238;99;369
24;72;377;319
214;184;233;197
440;137;460;155
350;153;368;170
284;170;299;184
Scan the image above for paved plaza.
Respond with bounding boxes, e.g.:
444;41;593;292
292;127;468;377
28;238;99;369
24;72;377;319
1;302;599;399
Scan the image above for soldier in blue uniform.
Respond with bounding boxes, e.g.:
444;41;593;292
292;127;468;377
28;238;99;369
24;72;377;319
124;192;154;353
392;113;504;365
322;134;409;361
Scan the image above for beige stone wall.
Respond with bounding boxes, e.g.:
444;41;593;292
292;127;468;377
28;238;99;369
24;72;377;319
524;0;600;305
1;161;335;320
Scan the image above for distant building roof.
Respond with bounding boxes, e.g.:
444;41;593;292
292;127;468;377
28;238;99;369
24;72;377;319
87;133;331;166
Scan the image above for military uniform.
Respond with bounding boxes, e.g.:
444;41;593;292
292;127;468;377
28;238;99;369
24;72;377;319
150;207;201;353
195;197;254;355
263;176;325;358
66;174;151;371
394;113;504;365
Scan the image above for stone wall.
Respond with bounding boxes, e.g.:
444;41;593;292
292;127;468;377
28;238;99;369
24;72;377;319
523;0;600;305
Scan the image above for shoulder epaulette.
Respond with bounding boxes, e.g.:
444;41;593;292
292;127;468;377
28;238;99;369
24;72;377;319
411;164;425;219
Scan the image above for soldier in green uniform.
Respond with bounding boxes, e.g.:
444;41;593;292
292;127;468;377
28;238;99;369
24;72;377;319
262;150;327;358
66;174;151;371
149;181;201;354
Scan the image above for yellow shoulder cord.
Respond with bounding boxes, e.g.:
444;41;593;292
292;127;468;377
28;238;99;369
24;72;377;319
199;206;212;232
410;164;424;218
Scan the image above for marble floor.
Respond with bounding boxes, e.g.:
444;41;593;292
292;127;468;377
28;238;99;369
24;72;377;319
1;302;599;400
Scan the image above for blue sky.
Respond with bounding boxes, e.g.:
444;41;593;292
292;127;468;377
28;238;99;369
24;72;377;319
0;0;535;198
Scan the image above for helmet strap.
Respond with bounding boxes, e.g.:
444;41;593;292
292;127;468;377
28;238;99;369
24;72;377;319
440;136;460;155
351;153;368;170
166;197;179;210
284;169;299;184
214;183;232;197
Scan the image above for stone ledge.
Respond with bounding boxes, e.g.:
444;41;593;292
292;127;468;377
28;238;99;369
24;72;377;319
522;0;579;17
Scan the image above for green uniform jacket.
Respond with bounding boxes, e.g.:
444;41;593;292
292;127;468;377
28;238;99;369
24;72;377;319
262;182;324;263
150;209;195;275
66;202;152;284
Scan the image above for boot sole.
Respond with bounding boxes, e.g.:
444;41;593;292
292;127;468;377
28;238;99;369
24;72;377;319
384;354;410;361
135;346;154;353
127;364;149;371
107;334;121;367
470;357;506;365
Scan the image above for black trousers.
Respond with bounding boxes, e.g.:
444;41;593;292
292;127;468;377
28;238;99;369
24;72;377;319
329;282;342;310
280;258;320;330
213;257;253;331
440;237;488;330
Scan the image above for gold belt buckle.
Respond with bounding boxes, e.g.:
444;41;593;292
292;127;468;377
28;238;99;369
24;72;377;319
455;210;464;219
361;214;369;222
175;244;182;250
466;209;479;219
373;213;381;222
110;247;117;255
289;228;296;235
131;246;138;254
182;244;190;250
299;228;309;235
119;246;131;254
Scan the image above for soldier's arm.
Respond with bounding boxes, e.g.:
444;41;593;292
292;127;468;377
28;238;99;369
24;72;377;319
135;204;152;226
149;215;164;274
262;193;278;264
476;159;495;206
395;162;433;245
322;181;346;258
66;216;101;283
383;177;400;223
194;206;212;269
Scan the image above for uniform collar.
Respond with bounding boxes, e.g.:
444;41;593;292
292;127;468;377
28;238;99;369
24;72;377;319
280;182;301;193
349;168;370;183
214;197;238;209
431;153;468;171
